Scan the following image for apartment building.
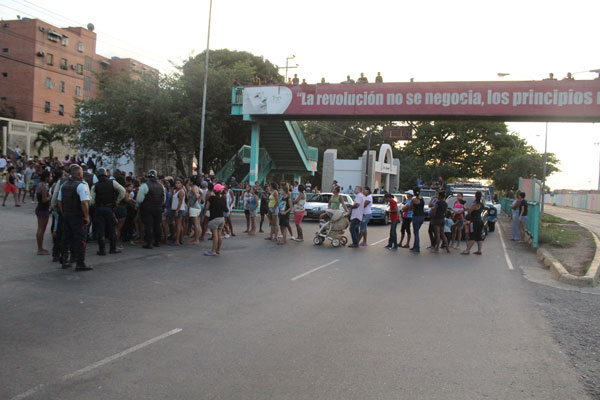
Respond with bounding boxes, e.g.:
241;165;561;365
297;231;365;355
0;18;157;125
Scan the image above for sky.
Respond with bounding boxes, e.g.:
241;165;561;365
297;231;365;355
2;0;599;190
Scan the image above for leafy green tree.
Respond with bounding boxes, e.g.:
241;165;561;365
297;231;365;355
33;124;71;159
493;152;560;192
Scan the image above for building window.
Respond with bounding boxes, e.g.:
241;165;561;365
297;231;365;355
84;56;93;72
61;37;68;47
83;76;92;93
2;48;7;53
59;81;65;93
1;97;6;102
44;101;50;113
76;64;83;75
45;77;53;88
77;41;84;52
45;53;53;65
58;104;64;116
75;86;82;97
60;58;67;70
2;72;7;77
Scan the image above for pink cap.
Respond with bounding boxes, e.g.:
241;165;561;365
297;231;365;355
213;184;225;192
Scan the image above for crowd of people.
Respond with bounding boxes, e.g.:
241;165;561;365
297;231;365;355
0;150;491;270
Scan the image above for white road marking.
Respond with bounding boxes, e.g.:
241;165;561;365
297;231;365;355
497;224;515;270
291;259;340;281
9;328;183;400
369;237;388;246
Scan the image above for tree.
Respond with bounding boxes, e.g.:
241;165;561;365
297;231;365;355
492;152;560;192
33;124;71;159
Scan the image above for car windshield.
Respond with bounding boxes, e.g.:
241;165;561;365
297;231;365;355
447;195;485;210
371;196;387;205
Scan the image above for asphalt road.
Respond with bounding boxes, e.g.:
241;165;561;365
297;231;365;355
0;203;593;399
545;204;600;237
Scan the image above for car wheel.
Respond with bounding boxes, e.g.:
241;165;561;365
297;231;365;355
488;221;495;232
384;215;389;225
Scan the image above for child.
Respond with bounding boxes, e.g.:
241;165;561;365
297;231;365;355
443;210;453;248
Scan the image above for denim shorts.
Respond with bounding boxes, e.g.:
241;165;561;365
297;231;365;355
520;216;528;223
176;209;187;219
360;214;372;232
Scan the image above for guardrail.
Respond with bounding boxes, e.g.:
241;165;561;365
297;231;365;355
500;197;539;248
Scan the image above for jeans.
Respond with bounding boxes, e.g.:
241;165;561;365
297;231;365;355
512;211;521;240
95;206;116;252
350;218;361;245
387;220;398;248
141;207;162;246
412;216;425;251
62;212;87;265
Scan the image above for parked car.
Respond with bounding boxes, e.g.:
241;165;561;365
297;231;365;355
303;193;353;220
369;194;389;224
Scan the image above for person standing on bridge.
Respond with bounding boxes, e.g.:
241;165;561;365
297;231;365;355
357;73;368;83
375;72;383;83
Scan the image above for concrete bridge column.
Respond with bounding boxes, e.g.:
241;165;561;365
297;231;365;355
249;123;260;185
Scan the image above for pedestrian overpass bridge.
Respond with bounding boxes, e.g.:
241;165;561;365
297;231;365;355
225;79;600;184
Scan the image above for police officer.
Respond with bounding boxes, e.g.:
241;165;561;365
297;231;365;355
136;169;165;249
58;164;93;271
91;167;126;256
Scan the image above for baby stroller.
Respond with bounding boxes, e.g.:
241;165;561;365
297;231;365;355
314;209;349;247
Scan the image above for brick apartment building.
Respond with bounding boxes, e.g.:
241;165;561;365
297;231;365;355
0;17;157;125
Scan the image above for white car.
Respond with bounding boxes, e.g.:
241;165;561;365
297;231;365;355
303;193;353;220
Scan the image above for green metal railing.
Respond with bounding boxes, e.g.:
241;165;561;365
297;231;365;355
286;121;319;162
500;197;539;248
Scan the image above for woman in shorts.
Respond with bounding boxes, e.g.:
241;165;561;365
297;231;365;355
204;183;227;256
187;176;203;245
171;178;188;245
462;191;485;255
266;182;280;242
277;185;292;245
293;184;306;241
35;171;51;255
2;166;19;207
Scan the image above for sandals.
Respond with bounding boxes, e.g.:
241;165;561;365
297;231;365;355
461;251;470;255
203;251;216;256
474;251;482;255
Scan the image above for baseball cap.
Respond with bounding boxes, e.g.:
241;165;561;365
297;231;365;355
406;190;414;196
213;184;225;192
201;181;208;187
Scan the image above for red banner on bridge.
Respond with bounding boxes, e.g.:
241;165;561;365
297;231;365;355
242;80;600;122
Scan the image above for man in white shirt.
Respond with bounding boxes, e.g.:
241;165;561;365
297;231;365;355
348;185;364;248
0;155;7;172
360;187;373;246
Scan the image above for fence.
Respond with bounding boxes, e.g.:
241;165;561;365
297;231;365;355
545;192;600;212
500;197;539;248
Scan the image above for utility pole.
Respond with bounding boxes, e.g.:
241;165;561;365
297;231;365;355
365;129;372;188
541;122;548;214
198;0;213;176
278;55;298;83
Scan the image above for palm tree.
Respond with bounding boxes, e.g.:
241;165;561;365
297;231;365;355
33;124;69;160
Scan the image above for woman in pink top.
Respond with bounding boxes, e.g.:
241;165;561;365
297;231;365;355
450;193;465;249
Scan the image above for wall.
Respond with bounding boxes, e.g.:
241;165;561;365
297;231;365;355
333;159;362;192
546;191;600;212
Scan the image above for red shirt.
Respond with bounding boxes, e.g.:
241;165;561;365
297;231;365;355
389;199;400;222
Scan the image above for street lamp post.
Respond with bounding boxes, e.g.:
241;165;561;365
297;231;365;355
279;55;298;83
541;122;548;214
365;129;372;188
198;0;213;176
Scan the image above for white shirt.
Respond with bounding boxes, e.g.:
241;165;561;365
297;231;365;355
351;192;364;221
0;157;6;169
363;194;373;214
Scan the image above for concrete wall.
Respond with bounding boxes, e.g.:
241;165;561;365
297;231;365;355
546;192;600;212
333;159;361;192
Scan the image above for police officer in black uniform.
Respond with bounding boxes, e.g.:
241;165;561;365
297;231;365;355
58;164;93;271
136;169;165;249
91;167;126;256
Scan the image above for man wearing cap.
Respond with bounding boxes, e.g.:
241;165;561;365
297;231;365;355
58;164;93;271
91;167;126;256
136;169;165;249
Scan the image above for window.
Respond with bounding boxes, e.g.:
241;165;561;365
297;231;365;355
44;101;50;113
60;58;67;70
2;72;7;77
84;56;93;72
45;77;52;88
0;97;6;102
84;76;92;93
75;86;82;97
76;64;83;75
2;48;7;53
45;53;53;65
61;37;68;47
77;41;84;52
59;81;65;93
58;104;64;116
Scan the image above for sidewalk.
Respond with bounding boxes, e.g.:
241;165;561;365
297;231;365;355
544;204;600;237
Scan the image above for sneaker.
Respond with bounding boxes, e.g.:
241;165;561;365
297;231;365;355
224;234;230;239
75;263;94;271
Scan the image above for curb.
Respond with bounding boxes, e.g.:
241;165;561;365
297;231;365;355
536;230;600;287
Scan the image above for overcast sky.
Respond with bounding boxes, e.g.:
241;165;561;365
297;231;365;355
2;0;599;190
